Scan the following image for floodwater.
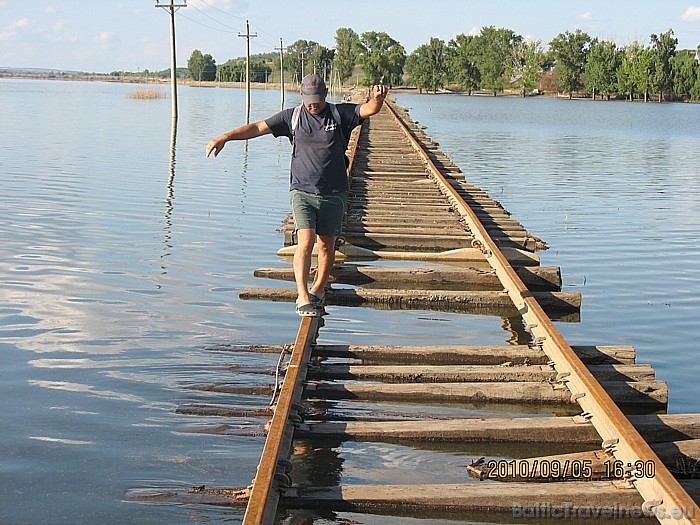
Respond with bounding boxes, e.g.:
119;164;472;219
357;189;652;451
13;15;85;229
0;78;698;524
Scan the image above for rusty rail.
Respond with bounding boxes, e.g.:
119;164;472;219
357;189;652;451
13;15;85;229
242;108;366;525
384;99;700;524
241;316;319;525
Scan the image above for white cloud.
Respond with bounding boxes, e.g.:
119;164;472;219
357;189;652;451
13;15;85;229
468;25;480;36
11;17;32;30
95;31;117;48
97;31;115;44
579;12;593;20
46;6;58;14
682;6;700;21
0;30;17;41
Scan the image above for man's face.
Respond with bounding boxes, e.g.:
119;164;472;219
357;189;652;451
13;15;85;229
304;100;326;114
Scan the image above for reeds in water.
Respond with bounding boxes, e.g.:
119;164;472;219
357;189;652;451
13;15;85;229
127;88;166;100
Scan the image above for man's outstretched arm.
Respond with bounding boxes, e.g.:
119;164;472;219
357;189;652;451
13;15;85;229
206;120;273;157
359;84;389;118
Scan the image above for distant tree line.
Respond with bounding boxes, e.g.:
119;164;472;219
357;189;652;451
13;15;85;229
405;27;699;102
186;26;700;102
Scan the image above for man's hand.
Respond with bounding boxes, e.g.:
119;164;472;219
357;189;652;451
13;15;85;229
205;121;272;157
359;85;389;118
206;137;225;158
371;84;388;102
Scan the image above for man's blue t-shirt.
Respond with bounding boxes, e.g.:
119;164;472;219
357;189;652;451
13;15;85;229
265;103;364;195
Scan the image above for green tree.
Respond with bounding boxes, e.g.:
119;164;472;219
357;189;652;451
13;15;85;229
250;60;273;83
406;38;447;92
510;39;546;96
650;29;677;102
187;49;216;82
217;59;271;83
309;44;335;80
691;66;700;101
548;29;592;98
585;39;622;100
617;41;645;101
447;33;480;94
635;48;656;102
477;26;522;95
671;51;698;100
217;60;241;82
334;27;359;82
354;31;406;86
286;40;318;81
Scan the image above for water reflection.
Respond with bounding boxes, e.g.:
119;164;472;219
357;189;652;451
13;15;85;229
162;118;177;274
290;438;344;487
28;379;144;403
241;139;249;204
501;315;530;345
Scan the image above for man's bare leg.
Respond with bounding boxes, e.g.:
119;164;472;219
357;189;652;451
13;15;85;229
310;234;335;301
293;228;316;306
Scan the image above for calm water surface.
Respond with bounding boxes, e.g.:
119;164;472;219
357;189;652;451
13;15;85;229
1;79;699;524
393;91;700;408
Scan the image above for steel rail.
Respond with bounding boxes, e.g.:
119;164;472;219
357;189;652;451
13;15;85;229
241;316;319;525
242;110;366;525
384;99;700;524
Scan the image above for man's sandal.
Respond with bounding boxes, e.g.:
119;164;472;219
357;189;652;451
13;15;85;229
309;293;325;306
296;302;321;317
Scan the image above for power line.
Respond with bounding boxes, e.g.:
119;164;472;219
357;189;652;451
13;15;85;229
248;20;281;47
195;0;247;22
186;1;242;33
179;0;280;50
176;10;238;34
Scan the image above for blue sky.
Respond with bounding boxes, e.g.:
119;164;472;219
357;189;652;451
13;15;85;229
1;0;700;72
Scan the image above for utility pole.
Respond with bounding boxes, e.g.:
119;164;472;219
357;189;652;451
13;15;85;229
299;50;306;84
155;0;186;120
238;20;257;124
275;38;286;111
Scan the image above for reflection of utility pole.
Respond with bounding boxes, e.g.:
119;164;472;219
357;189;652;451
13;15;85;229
162;118;178;274
241;139;249;191
275;38;286;110
155;0;186;120
238;19;257;124
330;65;335;95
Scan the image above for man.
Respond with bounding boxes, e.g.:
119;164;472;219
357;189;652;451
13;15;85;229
206;74;388;316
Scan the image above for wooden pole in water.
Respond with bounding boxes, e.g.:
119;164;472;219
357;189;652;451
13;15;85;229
155;0;186;120
276;38;285;111
238;20;257;124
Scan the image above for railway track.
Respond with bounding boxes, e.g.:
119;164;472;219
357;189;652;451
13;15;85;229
128;98;700;523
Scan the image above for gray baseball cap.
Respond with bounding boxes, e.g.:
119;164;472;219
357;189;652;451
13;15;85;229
300;73;327;104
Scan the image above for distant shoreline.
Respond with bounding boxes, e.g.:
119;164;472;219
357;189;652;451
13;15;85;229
0;71;551;98
2;71;695;103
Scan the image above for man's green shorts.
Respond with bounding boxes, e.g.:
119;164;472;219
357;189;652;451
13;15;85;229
290;189;348;237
